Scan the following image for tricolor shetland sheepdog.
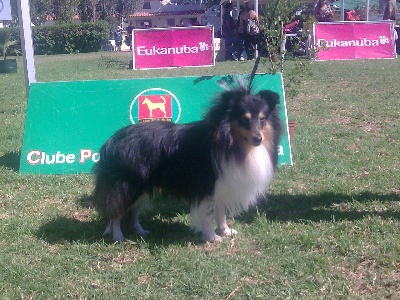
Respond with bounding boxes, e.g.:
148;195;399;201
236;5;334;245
92;81;282;242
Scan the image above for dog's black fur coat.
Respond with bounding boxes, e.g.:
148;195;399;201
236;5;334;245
93;84;281;241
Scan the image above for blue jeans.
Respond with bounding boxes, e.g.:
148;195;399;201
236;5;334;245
225;37;243;59
242;33;258;60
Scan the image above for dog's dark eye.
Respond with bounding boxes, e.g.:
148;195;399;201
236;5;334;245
241;116;250;124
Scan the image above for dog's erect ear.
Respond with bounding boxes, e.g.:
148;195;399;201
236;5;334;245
257;90;280;110
207;89;244;126
207;91;232;120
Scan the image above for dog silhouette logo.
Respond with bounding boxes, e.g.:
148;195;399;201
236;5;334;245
141;96;168;118
130;88;181;124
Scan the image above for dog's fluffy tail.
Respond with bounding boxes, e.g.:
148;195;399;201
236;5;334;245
92;145;133;220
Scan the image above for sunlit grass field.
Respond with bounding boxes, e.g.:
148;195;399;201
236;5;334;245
1;52;400;299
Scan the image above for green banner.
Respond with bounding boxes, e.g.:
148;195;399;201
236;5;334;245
20;74;292;174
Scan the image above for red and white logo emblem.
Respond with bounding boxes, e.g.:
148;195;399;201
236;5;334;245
138;95;172;122
130;88;181;124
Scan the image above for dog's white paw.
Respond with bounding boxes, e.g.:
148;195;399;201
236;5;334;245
103;226;128;242
113;234;125;242
202;232;224;242
134;227;151;237
104;219;126;241
217;227;238;237
107;227;125;241
132;222;151;237
112;226;126;241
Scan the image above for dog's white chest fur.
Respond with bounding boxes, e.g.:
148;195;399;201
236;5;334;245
214;146;274;215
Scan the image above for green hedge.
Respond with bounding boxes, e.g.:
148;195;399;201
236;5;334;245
0;21;111;56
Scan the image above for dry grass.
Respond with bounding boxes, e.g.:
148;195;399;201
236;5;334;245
0;53;400;299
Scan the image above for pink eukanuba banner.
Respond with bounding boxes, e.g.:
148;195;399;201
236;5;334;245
132;26;214;69
314;21;396;61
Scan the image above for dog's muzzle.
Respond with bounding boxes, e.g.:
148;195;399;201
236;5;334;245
251;134;262;146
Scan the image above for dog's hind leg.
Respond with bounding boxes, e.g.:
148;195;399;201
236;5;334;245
104;218;125;241
130;193;151;237
215;203;237;237
103;221;112;235
190;197;223;242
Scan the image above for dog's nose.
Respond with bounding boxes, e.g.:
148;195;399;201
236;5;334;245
252;135;262;146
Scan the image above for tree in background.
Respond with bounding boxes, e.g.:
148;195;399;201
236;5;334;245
52;0;79;22
31;0;52;25
115;0;143;23
8;0;51;25
78;0;94;22
96;0;117;21
9;0;144;25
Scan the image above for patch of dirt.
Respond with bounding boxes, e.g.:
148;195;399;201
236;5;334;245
335;257;400;297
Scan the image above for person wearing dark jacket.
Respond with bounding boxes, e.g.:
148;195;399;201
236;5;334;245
222;2;243;61
114;26;123;52
383;0;397;20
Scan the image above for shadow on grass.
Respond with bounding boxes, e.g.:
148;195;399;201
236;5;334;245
192;74;240;86
77;193;192;221
35;216;195;247
240;191;400;224
36;191;400;247
0;151;20;172
36;194;199;247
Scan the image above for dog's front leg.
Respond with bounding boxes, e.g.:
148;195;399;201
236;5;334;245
215;202;238;237
190;197;223;242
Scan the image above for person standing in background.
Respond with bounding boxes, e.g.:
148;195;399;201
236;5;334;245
222;2;243;61
314;0;333;22
114;26;123;52
383;0;397;20
126;22;134;51
239;2;259;60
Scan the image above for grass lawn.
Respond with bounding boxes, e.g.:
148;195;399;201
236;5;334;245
1;52;400;299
